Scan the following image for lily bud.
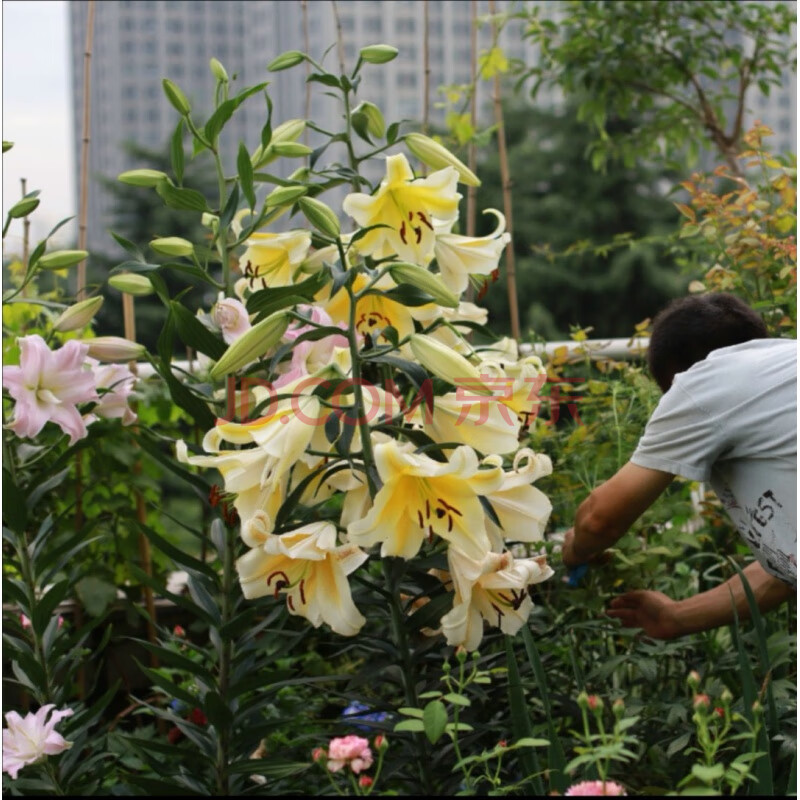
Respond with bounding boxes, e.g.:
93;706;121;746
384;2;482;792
288;166;311;182
271;142;313;158
612;698;625;719
108;272;154;296
53;296;104;332
388;262;459;308
265;185;308;208
298;197;341;238
405;133;480;187
409;333;486;390
354;101;386;138
8;196;40;218
81;336;146;362
686;670;701;691
360;44;399;64
209;310;290;379
201;213;220;232
3;141;13;153
150;237;194;257
251;119;306;169
209;57;228;82
118;169;169;187
162;78;191;115
267;50;306;71
37;250;89;270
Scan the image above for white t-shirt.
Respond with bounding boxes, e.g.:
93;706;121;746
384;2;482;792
631;339;797;587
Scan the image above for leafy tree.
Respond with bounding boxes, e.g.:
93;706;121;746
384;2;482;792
521;0;796;176
475;103;687;339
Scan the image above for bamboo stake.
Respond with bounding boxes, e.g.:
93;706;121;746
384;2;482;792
77;0;95;299
302;0;311;152
422;0;430;136
20;179;31;298
122;295;159;664
330;1;346;75
466;1;478;239
488;0;520;340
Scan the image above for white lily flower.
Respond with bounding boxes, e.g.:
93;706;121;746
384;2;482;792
433;209;510;295
236;521;368;636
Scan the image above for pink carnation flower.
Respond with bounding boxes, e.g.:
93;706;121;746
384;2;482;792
565;780;627;796
3;335;97;444
2;705;74;779
326;735;373;774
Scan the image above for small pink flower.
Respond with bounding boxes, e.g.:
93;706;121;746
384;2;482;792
212;297;252;344
173;625;186;638
564;780;627;796
359;775;373;788
19;614;31;630
2;705;74;779
585;695;601;712
3;335;98;444
311;746;327;763
326;735;373;774
693;693;711;710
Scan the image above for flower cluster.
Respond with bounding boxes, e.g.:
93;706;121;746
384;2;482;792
178;149;554;651
3;334;138;445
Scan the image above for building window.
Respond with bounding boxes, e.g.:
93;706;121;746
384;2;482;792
396;18;416;34
364;16;382;32
170;63;185;78
453;21;471;36
778;117;791;132
166;17;183;33
778;94;791;108
340;15;355;31
429;19;443;36
141;17;156;32
397;72;418;88
121;39;135;54
344;43;356;59
145;39;157;54
431;45;444;62
120;16;134;30
124;108;137;122
122;84;136;98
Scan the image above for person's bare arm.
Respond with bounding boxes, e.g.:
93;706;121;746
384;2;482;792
606;561;794;639
561;462;674;567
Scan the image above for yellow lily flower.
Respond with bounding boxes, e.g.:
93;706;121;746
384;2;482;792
477;355;548;425
409;391;521;455
481;449;553;551
239;229;312;289
433;209;510;295
440;547;553;651
236;521;368;636
346;440;503;560
342;154;461;265
321;273;421;342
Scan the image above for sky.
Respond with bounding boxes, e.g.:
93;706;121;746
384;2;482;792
2;1;75;252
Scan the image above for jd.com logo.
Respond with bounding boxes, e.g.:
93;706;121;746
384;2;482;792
222;374;585;427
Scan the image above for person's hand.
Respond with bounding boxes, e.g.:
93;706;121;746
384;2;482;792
606;590;682;639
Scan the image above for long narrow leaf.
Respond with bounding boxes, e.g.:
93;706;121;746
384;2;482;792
505;636;546;795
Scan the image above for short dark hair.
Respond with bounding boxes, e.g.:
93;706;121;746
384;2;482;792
648;293;768;392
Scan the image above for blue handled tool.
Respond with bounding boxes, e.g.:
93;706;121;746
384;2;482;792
567;562;589;587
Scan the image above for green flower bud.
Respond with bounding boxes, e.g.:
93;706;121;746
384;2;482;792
209;57;229;82
265;185;308;208
288;166;311;182
388;262;459;308
150;237;194;257
162;78;191;115
405;132;480;187
108;272;154;296
251;119;307;169
354;101;386;138
612;698;625;719
409;333;486;390
360;44;399;64
267;50;307;71
272;142;313;157
299;197;341;238
118;169;169;187
3;141;13;153
53;296;104;332
37;250;89;270
686;671;701;691
8;196;40;218
209;310;290;379
81;336;146;362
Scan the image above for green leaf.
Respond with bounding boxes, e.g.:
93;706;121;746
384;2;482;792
203;690;233;729
170;302;227;360
394;719;425;733
3;468;27;533
32;580;71;634
308;72;342;89
237;141;256;210
155;180;209;212
75;576;117;618
422;699;448;744
691;763;725;784
444;692;471;707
